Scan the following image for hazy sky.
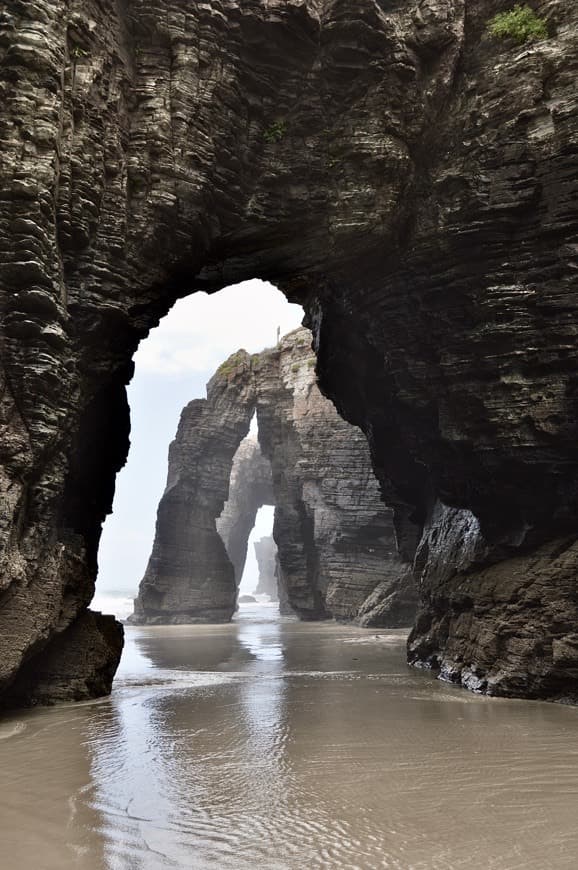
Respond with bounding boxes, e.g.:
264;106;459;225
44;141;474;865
94;280;303;607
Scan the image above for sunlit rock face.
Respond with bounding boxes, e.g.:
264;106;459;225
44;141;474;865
133;328;414;624
254;536;278;601
0;0;576;700
217;438;274;587
257;328;416;622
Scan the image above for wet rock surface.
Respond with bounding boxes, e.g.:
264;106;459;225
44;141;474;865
3;611;123;707
0;0;576;700
407;504;578;700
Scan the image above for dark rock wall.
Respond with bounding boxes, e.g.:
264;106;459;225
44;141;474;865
0;0;576;700
216;438;274;586
406;503;578;699
254;536;278;601
306;4;578;697
3;611;123;708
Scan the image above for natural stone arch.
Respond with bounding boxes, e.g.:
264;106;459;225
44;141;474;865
0;0;577;701
132;327;415;625
255;328;415;623
217;438;275;590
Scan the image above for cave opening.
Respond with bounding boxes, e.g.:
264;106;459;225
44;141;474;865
5;257;419;707
239;505;277;603
93;280;302;622
238;506;278;605
217;415;280;611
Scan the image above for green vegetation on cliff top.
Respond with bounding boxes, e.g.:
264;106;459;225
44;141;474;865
216;350;247;377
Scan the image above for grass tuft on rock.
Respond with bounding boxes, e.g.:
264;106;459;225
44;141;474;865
488;5;548;43
263;120;287;144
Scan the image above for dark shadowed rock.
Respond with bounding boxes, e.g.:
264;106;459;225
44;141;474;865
0;0;576;701
407;504;578;700
357;569;418;629
3;611;123;707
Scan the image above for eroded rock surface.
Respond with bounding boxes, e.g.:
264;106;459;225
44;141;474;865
3;611;123;707
257;329;414;622
407;504;578;700
0;0;576;700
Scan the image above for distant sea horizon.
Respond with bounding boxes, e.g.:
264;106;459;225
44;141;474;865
91;591;277;621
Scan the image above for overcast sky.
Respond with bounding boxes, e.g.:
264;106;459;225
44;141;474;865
93;280;303;614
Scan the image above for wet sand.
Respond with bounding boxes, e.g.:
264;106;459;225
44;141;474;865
0;604;577;869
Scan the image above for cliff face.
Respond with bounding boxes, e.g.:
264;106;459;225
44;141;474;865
305;5;578;698
257;328;415;622
133;328;412;624
0;0;576;701
406;504;578;699
254;536;278;601
217;438;274;586
131;353;255;623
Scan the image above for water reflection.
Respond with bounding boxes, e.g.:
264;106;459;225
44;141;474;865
0;702;107;870
87;609;293;869
0;607;577;869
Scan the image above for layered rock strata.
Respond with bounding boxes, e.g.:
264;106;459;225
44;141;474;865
131;353;255;623
406;504;578;700
0;0;576;700
133;328;413;624
216;438;274;586
257;329;415;622
254;536;279;601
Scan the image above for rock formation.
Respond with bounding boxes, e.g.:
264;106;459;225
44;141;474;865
238;594;257;604
2;612;123;707
406;505;578;700
131;352;255;623
257;329;415;622
216;438;274;586
0;0;576;701
254;536;278;601
133;328;414;624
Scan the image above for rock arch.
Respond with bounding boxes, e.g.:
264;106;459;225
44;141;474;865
217;439;275;591
132;327;415;625
0;0;577;701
